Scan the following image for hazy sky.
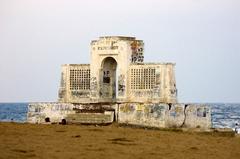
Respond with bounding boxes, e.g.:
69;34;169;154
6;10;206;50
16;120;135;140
0;0;239;103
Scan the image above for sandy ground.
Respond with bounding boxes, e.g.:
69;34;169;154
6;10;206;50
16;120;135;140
0;122;240;159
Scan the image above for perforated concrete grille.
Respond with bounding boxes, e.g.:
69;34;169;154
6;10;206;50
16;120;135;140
130;68;156;89
69;69;90;90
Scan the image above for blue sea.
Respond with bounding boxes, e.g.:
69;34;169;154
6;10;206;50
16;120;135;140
0;103;240;129
0;103;28;122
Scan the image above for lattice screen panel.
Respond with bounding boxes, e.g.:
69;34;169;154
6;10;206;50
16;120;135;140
130;68;156;89
70;69;90;90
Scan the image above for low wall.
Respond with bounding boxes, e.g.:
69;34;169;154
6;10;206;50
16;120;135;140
185;104;211;128
27;103;75;123
66;111;114;124
118;103;167;128
118;103;211;129
27;103;116;124
27;102;211;129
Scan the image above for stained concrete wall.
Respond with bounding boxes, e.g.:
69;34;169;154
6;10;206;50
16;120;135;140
118;103;167;128
58;64;91;103
66;111;114;124
165;104;185;127
59;36;177;104
27;103;75;123
30;36;211;130
27;102;211;129
27;103;116;124
90;36;144;103
127;63;177;103
118;103;211;129
58;65;68;102
184;104;212;128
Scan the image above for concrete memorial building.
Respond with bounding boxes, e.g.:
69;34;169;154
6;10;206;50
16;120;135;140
27;36;211;129
58;36;177;104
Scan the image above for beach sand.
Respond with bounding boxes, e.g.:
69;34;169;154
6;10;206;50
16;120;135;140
0;122;239;159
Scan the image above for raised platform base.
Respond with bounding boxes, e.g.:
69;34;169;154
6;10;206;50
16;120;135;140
27;102;211;129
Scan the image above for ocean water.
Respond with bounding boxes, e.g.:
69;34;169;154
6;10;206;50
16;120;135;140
0;103;28;122
0;103;239;129
210;103;240;129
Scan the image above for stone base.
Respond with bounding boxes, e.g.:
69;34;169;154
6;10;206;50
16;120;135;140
27;102;211;129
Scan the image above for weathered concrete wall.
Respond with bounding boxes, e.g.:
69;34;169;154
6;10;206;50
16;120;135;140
90;36;144;103
58;64;91;103
165;104;185;127
58;65;68;102
66;111;114;124
29;36;211;130
27;103;75;123
184;104;211;129
127;63;177;103
118;103;167;128
118;103;211;129
27;102;211;129
27;103;116;124
59;36;177;104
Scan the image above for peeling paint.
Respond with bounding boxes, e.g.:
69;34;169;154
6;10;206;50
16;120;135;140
118;74;125;96
118;103;211;129
90;77;97;98
27;36;211;130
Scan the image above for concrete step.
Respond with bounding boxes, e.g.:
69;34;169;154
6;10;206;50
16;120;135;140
65;112;114;124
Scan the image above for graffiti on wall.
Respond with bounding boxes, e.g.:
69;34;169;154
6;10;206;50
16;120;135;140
58;89;66;99
132;90;152;98
119;103;166;121
152;85;161;98
168;68;177;97
197;107;208;117
90;77;97;97
71;91;90;98
131;41;144;63
28;104;43;113
51;103;73;111
170;83;177;97
119;104;135;113
151;72;160;97
169;106;183;117
118;74;125;96
150;104;166;120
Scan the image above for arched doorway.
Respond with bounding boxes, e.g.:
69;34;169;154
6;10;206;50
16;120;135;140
100;57;117;100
